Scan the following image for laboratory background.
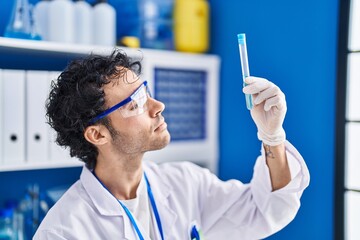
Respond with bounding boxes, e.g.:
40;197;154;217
0;0;358;239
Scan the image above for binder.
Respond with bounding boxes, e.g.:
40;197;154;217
1;69;26;165
26;70;51;163
47;72;72;163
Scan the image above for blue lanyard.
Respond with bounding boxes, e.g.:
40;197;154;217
93;171;164;240
144;173;164;240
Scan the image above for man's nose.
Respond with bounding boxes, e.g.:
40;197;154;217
148;97;165;117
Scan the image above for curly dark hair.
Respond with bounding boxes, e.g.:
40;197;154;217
46;49;142;169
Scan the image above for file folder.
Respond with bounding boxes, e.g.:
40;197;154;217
1;69;26;165
26;71;51;163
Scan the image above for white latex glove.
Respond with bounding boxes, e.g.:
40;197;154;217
242;77;287;146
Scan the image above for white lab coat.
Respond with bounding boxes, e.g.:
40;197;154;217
33;141;309;240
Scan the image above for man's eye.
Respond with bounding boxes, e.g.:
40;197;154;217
129;102;139;111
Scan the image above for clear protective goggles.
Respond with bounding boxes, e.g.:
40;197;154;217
89;81;151;124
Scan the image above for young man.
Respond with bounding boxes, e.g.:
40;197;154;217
34;50;309;240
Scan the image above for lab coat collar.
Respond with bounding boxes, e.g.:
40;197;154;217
80;166;135;239
80;166;125;216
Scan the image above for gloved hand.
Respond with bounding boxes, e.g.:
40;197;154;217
242;77;287;146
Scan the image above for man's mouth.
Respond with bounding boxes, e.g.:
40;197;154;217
155;118;167;132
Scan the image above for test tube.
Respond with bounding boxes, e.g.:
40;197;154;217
237;33;253;110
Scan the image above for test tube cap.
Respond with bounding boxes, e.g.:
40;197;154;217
237;33;246;44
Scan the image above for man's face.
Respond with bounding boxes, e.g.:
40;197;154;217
103;70;171;155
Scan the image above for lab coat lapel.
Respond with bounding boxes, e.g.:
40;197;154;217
80;166;137;240
144;164;178;239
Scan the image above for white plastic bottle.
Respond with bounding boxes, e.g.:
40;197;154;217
93;0;116;46
74;0;92;44
48;0;75;43
33;0;50;41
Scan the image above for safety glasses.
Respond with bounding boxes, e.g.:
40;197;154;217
89;81;151;124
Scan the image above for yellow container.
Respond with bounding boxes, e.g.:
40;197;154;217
173;0;209;53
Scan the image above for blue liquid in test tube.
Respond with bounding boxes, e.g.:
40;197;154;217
237;33;253;110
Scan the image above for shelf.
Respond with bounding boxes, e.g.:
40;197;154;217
0;37;120;54
0;37;213;58
0;36;144;59
0;37;165;71
0;160;83;172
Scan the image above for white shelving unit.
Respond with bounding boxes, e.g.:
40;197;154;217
0;37;220;173
0;160;84;172
0;37;128;55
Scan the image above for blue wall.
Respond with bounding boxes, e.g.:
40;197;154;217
0;0;339;239
209;0;338;239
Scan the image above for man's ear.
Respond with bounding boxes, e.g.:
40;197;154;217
84;125;109;146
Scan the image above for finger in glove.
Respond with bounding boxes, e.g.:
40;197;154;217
243;77;272;94
263;95;286;112
253;84;280;105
